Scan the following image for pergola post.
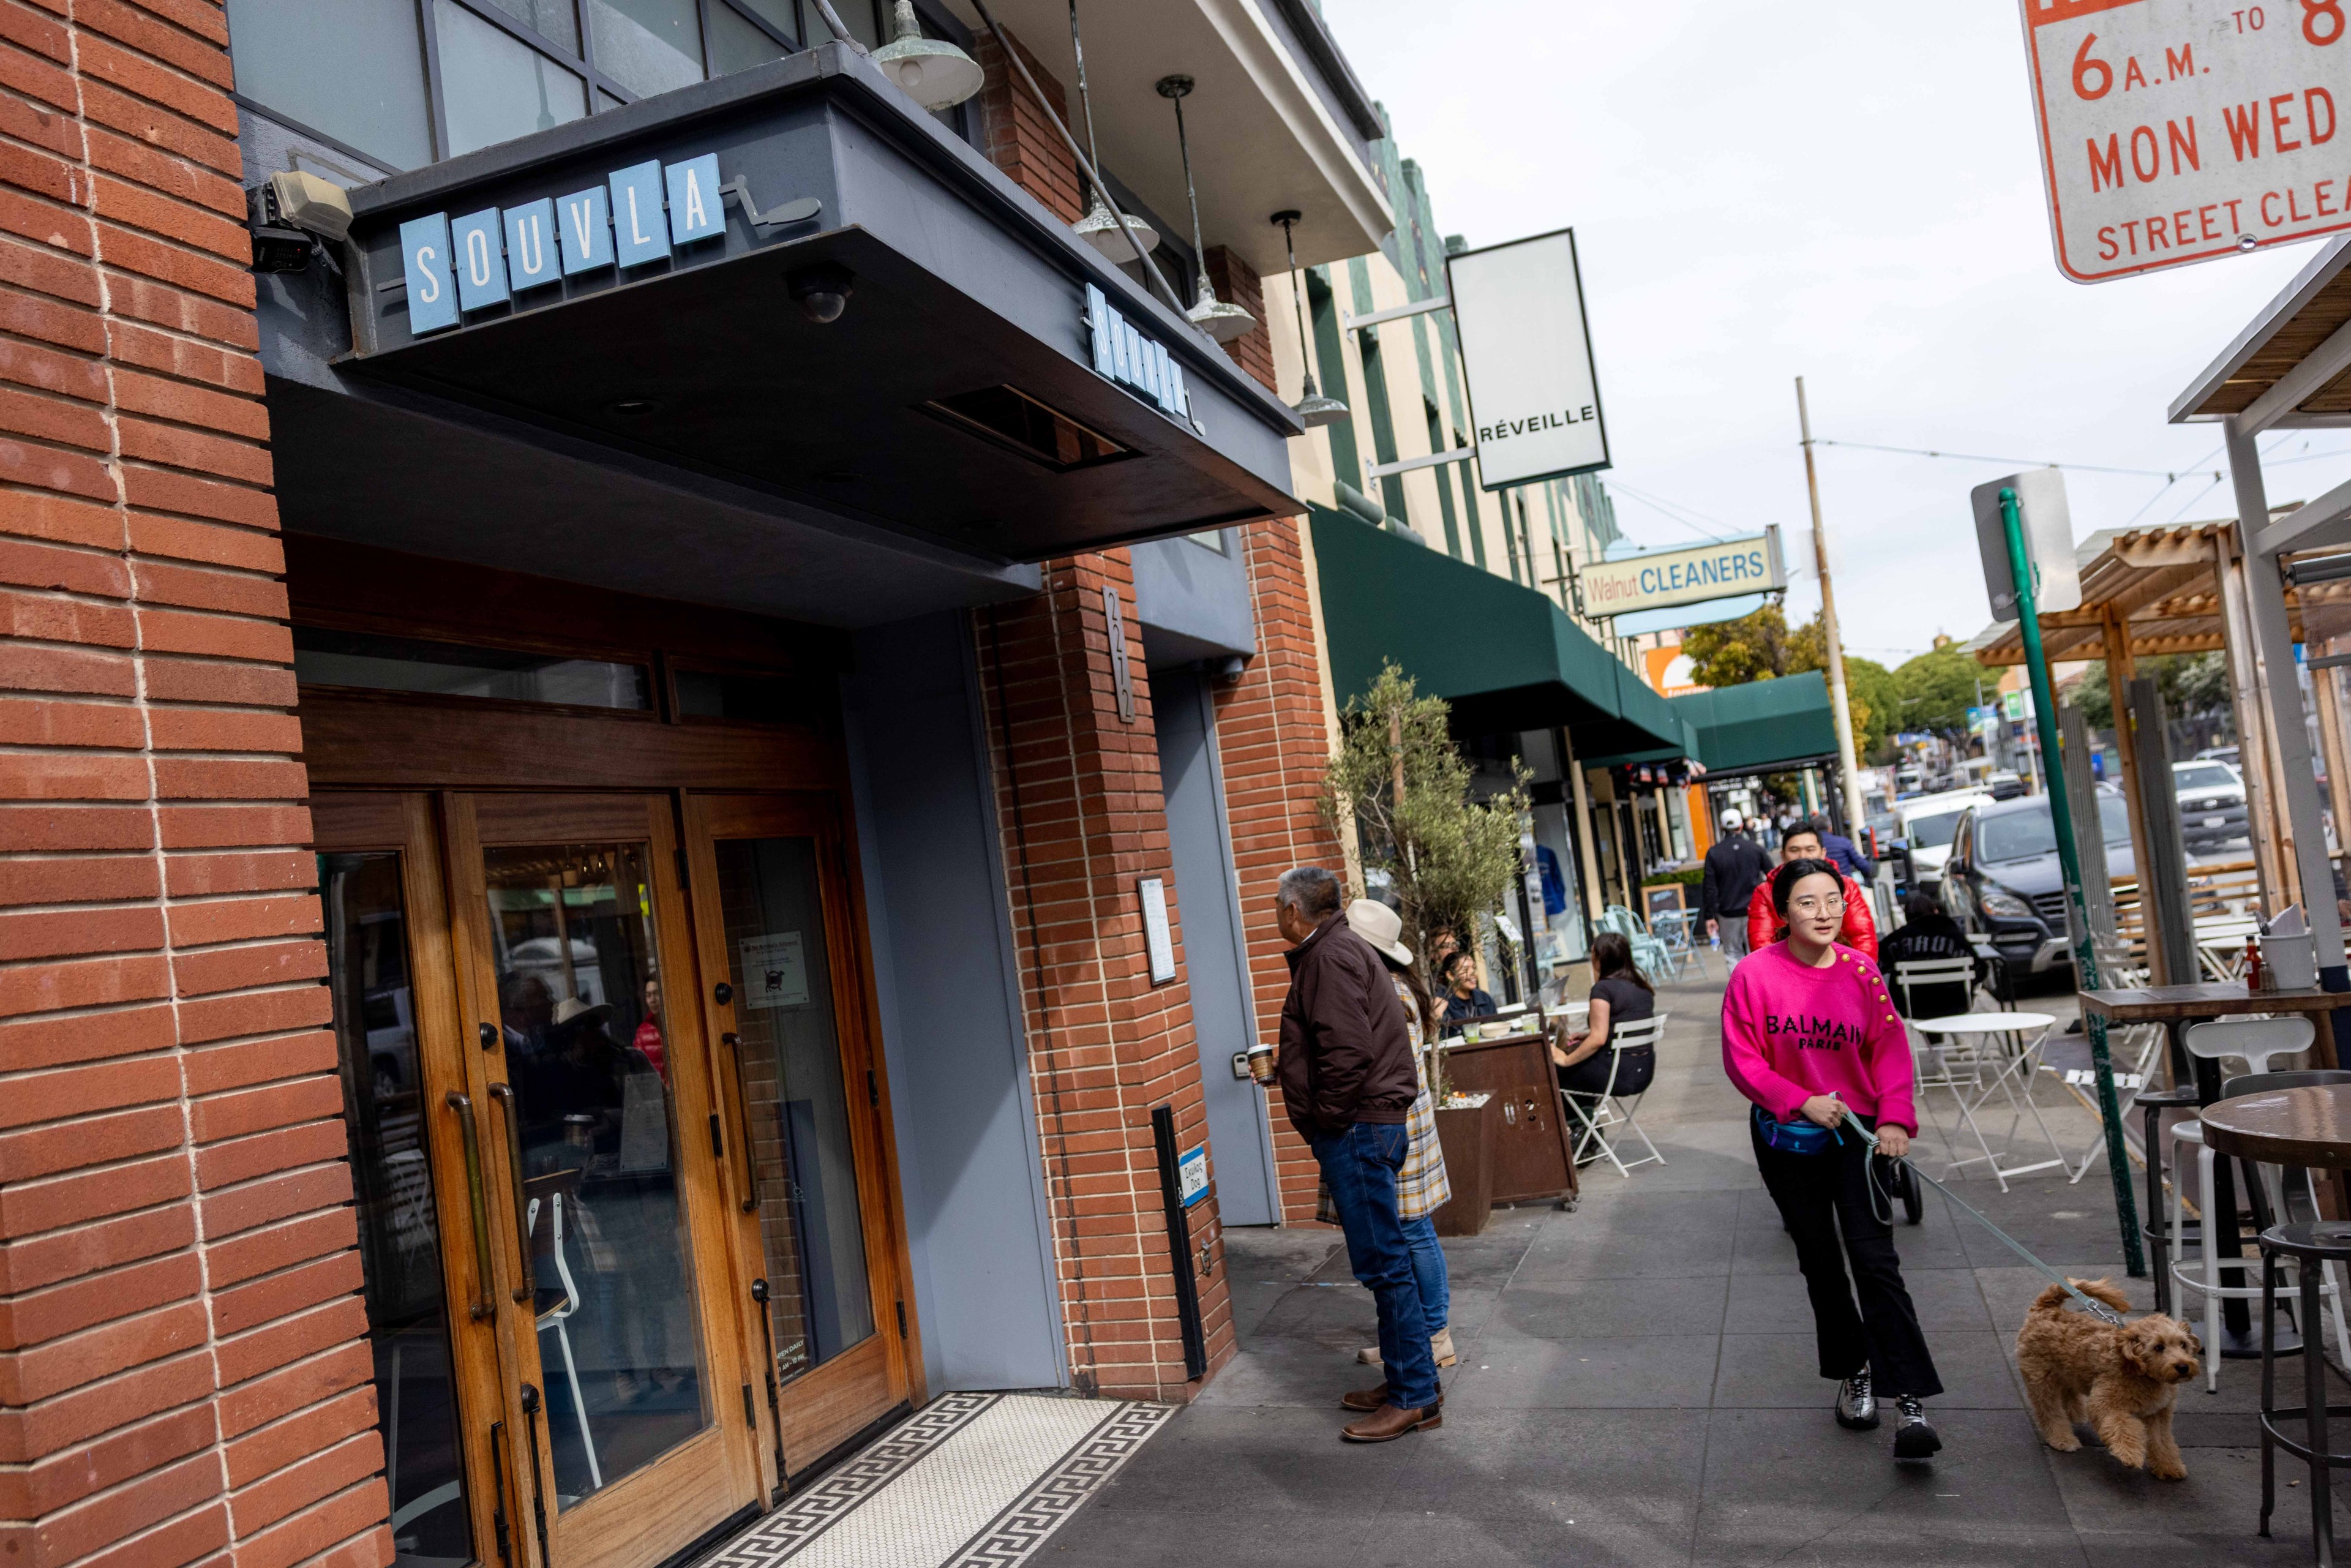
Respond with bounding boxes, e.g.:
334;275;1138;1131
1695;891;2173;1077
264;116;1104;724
2227;417;2345;973
2316;649;2351;864
2216;523;2293;915
2099;602;2166;981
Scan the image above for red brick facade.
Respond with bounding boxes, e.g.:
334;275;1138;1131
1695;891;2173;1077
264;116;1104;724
1203;248;1275;394
972;26;1084;226
1213;521;1345;1225
972;558;1232;1399
0;6;384;1568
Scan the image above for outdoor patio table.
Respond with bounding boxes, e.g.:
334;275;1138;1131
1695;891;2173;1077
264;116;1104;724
2080;984;2351;1356
1908;1011;2068;1189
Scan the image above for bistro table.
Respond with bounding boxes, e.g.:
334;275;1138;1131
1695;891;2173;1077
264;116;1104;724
2080;984;2351;1351
1908;1011;2067;1189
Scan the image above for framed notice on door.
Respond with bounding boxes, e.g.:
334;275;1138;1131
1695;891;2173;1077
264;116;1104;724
740;931;811;1008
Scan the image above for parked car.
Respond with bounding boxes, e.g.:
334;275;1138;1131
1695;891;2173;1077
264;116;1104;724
2196;745;2241;767
1897;790;1992;895
1939;790;2135;976
1985;769;2027;800
2172;757;2249;850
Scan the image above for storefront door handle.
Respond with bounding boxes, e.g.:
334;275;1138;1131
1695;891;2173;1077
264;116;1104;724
486;1082;536;1304
444;1091;495;1321
721;1033;759;1214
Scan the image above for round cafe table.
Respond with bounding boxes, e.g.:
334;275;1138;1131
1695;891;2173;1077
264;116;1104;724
2203;1083;2351;1172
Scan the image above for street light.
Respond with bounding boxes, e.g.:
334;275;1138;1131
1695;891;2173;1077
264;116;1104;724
871;1;982;110
1271;209;1348;428
1067;1;1158;260
1155;74;1255;344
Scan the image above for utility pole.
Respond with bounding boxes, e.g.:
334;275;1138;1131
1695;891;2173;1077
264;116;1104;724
1796;377;1866;835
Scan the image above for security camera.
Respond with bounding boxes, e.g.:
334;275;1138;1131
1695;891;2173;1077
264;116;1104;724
787;261;854;324
247;170;354;275
1214;656;1247;685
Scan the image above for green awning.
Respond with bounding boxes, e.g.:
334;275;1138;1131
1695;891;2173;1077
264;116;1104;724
1633;672;1839;775
1308;509;1689;756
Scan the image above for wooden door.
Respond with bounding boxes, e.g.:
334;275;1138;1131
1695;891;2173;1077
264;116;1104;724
441;793;762;1568
680;793;913;1472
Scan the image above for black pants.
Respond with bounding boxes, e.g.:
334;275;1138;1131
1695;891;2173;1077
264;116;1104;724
1559;1046;1654;1107
1751;1116;1944;1399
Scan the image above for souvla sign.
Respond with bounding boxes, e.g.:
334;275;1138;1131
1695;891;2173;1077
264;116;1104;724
1576;529;1787;621
1444;227;1611;489
2019;0;2348;282
398;153;729;334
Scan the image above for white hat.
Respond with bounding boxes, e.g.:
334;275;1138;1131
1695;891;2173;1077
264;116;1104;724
1345;899;1413;967
1720;807;1744;830
552;997;613;1029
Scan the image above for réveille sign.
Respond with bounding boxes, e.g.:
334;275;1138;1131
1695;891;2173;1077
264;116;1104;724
2018;0;2350;283
1444;228;1611;489
397;153;728;334
1578;528;1786;621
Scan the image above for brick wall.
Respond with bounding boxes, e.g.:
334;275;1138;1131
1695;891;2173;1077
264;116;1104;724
0;7;382;1568
972;26;1082;225
1202;248;1274;395
1212;519;1345;1224
973;559;1233;1399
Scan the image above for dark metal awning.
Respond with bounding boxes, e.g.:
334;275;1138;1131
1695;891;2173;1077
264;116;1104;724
1307;509;1691;757
335;43;1300;566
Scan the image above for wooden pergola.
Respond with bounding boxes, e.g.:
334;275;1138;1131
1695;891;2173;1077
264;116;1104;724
1971;517;2346;964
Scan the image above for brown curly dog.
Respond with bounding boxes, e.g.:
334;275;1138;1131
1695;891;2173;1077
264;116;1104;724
2015;1278;2201;1480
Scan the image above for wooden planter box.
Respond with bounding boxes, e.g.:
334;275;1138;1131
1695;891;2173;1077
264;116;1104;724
1431;1097;1496;1237
1441;1031;1580;1207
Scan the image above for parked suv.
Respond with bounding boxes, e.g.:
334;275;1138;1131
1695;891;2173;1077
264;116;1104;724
1896;790;1990;896
2173;757;2249;850
1940;790;2135;975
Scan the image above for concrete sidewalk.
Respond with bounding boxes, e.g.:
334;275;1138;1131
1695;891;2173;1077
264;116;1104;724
1040;969;2351;1566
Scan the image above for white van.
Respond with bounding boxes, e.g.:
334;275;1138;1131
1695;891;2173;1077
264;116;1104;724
1898;790;1992;895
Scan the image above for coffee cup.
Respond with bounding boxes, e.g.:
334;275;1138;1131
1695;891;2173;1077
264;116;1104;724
1247;1045;1275;1086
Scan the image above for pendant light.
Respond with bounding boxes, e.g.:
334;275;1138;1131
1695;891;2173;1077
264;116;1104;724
1155;75;1255;345
1067;0;1157;260
1272;209;1348;427
871;1;982;110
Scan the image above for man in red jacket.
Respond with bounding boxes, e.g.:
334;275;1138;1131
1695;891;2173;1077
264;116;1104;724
1747;819;1878;958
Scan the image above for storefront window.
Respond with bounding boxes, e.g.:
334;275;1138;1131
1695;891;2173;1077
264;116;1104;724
321;853;474;1568
293;628;654;711
227;0;887;170
673;668;823;726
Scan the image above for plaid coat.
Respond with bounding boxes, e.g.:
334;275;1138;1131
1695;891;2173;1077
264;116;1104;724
1319;974;1452;1223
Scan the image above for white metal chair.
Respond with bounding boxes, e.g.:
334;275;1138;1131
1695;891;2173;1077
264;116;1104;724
2165;1018;2350;1390
1892;957;1983;1096
1560;1011;1668;1177
1601;906;1678;981
526;1190;603;1488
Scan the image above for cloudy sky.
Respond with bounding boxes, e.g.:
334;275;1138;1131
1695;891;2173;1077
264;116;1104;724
1321;0;2351;666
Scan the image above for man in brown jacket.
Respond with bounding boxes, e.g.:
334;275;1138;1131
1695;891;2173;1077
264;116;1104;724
1273;866;1439;1442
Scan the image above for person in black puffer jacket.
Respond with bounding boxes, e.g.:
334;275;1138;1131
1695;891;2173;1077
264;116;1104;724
1878;893;1987;1020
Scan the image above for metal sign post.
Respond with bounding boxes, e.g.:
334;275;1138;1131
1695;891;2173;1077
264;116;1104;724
2000;485;2144;1275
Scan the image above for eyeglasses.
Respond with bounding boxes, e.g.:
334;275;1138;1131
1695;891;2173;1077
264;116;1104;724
1788;895;1846;917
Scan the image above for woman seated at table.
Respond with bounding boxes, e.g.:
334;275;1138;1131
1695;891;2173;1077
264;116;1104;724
1551;932;1657;1111
1877;893;1987;1021
1439;949;1497;1024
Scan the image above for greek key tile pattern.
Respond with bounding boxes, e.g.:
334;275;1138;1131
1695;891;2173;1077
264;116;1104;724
699;1394;1171;1568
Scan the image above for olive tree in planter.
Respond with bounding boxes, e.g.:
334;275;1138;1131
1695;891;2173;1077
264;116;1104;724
1322;662;1532;987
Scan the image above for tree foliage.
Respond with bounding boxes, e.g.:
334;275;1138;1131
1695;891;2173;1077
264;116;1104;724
1321;663;1531;967
1887;643;1984;737
1681;604;1891;757
2067;650;2232;731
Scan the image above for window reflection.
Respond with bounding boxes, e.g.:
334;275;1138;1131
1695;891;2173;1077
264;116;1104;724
587;0;706;99
436;0;589;157
322;853;473;1568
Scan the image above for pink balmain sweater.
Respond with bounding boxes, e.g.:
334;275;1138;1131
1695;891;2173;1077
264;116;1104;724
1722;940;1919;1136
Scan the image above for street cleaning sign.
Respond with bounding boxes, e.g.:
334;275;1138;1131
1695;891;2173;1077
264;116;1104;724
2019;0;2349;282
1445;228;1610;487
1577;528;1787;621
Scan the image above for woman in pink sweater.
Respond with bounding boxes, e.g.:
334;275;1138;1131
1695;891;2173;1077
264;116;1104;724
1724;858;1944;1464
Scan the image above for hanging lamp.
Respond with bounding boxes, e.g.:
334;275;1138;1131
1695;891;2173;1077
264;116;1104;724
1272;209;1347;427
1067;0;1157;260
871;1;982;110
1155;75;1255;344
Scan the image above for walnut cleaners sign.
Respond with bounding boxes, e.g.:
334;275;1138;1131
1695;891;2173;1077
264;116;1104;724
1445;227;1610;489
2019;0;2349;282
1577;529;1787;621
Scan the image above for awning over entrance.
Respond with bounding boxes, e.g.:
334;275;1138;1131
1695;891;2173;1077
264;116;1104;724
331;44;1301;569
1584;672;1838;776
1307;511;1692;756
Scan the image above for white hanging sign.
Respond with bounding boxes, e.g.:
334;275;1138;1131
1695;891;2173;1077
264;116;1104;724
1445;228;1611;489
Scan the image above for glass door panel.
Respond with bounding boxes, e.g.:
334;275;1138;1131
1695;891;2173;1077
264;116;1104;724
324;850;476;1568
711;836;874;1380
479;841;708;1508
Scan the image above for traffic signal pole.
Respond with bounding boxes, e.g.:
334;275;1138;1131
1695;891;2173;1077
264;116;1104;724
2000;486;2143;1276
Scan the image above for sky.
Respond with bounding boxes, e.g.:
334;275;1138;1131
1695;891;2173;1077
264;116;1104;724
1320;0;2351;668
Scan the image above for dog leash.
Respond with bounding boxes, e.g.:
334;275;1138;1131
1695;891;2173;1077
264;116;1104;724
1836;1110;2129;1327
